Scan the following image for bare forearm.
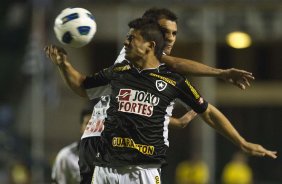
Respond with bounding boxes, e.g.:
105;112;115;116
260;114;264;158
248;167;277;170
169;117;183;128
201;104;277;159
57;61;87;97
162;55;223;76
162;55;255;90
169;110;197;128
201;104;246;147
44;45;88;97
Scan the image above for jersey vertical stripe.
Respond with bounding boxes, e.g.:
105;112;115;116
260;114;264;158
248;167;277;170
163;101;174;146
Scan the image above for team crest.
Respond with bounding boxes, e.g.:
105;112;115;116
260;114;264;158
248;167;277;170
156;80;167;91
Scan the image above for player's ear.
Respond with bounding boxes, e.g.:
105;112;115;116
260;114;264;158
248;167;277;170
147;41;156;52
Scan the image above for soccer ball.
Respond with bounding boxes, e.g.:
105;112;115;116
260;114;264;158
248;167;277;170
54;7;97;48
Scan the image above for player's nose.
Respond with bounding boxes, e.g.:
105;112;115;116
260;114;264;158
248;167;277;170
123;39;130;47
165;33;174;42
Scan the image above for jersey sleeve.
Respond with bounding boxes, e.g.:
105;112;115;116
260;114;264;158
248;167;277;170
177;78;208;113
83;66;114;100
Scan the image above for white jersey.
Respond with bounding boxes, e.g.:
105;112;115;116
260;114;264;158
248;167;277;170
81;47;125;140
81;96;110;139
51;142;80;184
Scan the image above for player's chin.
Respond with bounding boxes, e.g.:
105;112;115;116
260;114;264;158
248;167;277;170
124;54;132;61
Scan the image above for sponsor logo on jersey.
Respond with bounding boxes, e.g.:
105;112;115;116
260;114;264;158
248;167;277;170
185;79;200;99
116;89;160;117
113;65;131;72
112;137;155;155
156;80;167;91
149;73;176;86
84;119;104;133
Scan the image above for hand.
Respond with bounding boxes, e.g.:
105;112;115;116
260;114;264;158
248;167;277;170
240;141;277;159
220;68;255;90
44;44;68;66
179;110;197;128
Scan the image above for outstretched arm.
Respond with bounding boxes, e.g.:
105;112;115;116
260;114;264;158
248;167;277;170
169;110;197;128
200;104;277;159
161;55;254;90
44;45;87;98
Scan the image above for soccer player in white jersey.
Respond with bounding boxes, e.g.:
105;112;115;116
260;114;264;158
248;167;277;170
45;8;255;184
51;109;91;184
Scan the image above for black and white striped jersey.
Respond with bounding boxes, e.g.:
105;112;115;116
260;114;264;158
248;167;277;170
83;60;208;167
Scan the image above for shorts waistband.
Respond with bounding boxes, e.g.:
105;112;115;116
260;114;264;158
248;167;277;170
99;164;161;171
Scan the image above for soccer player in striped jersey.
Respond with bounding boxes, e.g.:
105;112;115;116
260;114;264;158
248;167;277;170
45;8;255;184
45;17;276;184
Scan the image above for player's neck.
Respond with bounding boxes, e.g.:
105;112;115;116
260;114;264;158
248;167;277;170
133;53;160;70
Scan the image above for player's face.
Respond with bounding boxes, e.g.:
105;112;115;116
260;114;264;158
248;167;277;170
157;18;177;55
124;28;150;61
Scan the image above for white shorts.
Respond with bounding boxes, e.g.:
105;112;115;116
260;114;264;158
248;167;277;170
92;165;161;184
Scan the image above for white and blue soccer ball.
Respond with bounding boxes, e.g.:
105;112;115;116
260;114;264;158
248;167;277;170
54;7;97;48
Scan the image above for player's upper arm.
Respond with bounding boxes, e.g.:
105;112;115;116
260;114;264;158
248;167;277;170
82;66;114;99
176;78;208;114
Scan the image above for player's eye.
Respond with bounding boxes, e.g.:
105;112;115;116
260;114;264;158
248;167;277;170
127;35;134;42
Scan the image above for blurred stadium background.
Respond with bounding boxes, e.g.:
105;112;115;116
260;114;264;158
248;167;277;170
0;0;281;183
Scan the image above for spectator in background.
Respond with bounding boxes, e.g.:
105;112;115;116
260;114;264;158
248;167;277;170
221;152;253;184
175;152;209;184
51;108;92;184
9;161;30;184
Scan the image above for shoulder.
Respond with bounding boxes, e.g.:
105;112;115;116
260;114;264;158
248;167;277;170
158;64;186;83
159;64;184;76
112;60;132;72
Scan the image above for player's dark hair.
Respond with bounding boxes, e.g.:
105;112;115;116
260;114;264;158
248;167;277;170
128;18;165;60
80;108;92;125
142;8;178;23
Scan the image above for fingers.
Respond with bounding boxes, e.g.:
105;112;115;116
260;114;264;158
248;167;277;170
243;74;255;80
264;151;277;159
231;68;254;78
257;145;277;159
224;68;255;90
256;150;277;159
230;68;255;80
44;44;67;65
235;77;251;90
44;44;66;56
243;77;251;87
246;143;278;159
236;74;254;88
44;45;51;58
235;79;247;90
57;46;67;55
44;45;56;58
236;82;245;90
